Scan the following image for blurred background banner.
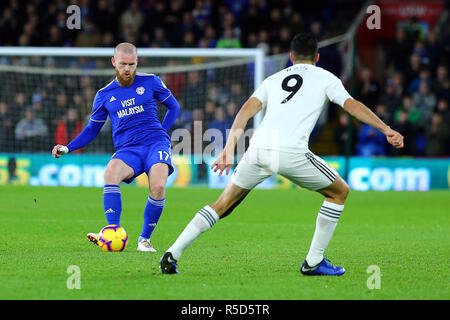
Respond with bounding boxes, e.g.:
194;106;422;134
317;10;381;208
1;153;448;191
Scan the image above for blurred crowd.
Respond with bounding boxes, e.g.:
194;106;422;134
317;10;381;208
334;17;450;157
0;0;359;154
0;0;448;157
0;0;357;53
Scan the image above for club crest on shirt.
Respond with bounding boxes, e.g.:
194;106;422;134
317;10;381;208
136;86;145;95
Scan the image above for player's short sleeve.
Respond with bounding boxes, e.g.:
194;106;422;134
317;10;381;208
251;78;269;109
325;74;352;108
90;91;108;122
152;75;172;103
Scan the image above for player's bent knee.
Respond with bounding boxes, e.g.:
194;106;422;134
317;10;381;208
336;180;350;202
150;183;166;199
104;169;122;185
343;182;350;198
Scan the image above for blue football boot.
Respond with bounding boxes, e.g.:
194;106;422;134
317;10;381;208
300;258;345;276
159;252;179;274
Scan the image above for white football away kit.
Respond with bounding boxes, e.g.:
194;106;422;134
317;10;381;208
231;63;352;191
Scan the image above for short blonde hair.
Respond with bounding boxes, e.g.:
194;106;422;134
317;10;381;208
114;43;137;57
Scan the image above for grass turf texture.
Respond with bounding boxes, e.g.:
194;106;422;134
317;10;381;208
0;185;448;300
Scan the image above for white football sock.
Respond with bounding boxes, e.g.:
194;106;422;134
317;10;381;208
306;200;344;266
167;205;219;261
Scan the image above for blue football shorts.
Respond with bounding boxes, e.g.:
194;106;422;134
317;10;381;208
111;140;174;184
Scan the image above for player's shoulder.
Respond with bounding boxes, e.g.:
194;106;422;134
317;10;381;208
97;79;117;95
261;68;285;85
136;72;161;82
136;72;156;78
94;79;118;104
135;72;164;85
310;65;340;82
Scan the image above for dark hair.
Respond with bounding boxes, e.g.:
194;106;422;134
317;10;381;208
290;32;318;61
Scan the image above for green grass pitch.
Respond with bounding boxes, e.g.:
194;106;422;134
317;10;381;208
0;185;448;300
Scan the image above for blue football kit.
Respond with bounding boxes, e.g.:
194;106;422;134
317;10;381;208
65;72;180;242
67;72;180;182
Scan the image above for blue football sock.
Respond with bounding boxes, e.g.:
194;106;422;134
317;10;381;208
140;196;165;240
103;185;122;225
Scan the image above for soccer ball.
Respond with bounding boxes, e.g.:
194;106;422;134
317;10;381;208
98;225;128;252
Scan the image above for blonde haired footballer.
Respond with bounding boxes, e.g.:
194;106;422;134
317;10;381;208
160;33;404;275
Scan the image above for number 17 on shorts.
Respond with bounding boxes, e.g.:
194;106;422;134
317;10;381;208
158;150;170;161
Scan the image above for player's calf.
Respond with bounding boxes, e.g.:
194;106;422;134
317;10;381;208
210;182;251;219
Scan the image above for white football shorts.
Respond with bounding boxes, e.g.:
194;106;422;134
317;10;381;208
231;144;338;191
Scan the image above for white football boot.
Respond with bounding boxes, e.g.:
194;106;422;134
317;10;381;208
87;233;99;246
137;238;157;252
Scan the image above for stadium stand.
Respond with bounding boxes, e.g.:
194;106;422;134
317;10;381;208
0;0;448;157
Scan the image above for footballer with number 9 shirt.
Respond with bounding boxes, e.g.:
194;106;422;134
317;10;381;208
51;43;180;253
160;33;404;275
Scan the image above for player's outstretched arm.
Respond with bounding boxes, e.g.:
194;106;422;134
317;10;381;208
51;120;105;158
343;98;404;149
161;95;180;131
211;97;262;176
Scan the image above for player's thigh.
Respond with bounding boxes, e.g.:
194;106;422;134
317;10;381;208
212;153;271;217
211;180;252;218
230;147;274;190
148;162;169;199
145;141;174;177
279;151;338;191
104;158;135;184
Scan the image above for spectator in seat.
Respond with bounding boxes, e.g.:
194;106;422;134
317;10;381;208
391;72;405;97
0;102;15;152
413;81;436;127
207;107;232;149
435;64;449;101
54;108;83;153
379;80;402;116
151;27;172;48
216;27;242;48
426;30;444;72
355;67;380;110
225;101;238;123
403;53;422;89
411;40;430;65
374;103;391;126
51;91;69;127
394;95;420;125
189;108;205;154
31;93;50;129
229;83;246;107
390;110;416;156
387;27;413;72
203;100;217;124
74;18;102;47
408;67;433;94
356;124;387;157
181;71;207;110
333;112;356;156
120;0;144;37
425;112;449;156
15;107;48;152
436;98;450;124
